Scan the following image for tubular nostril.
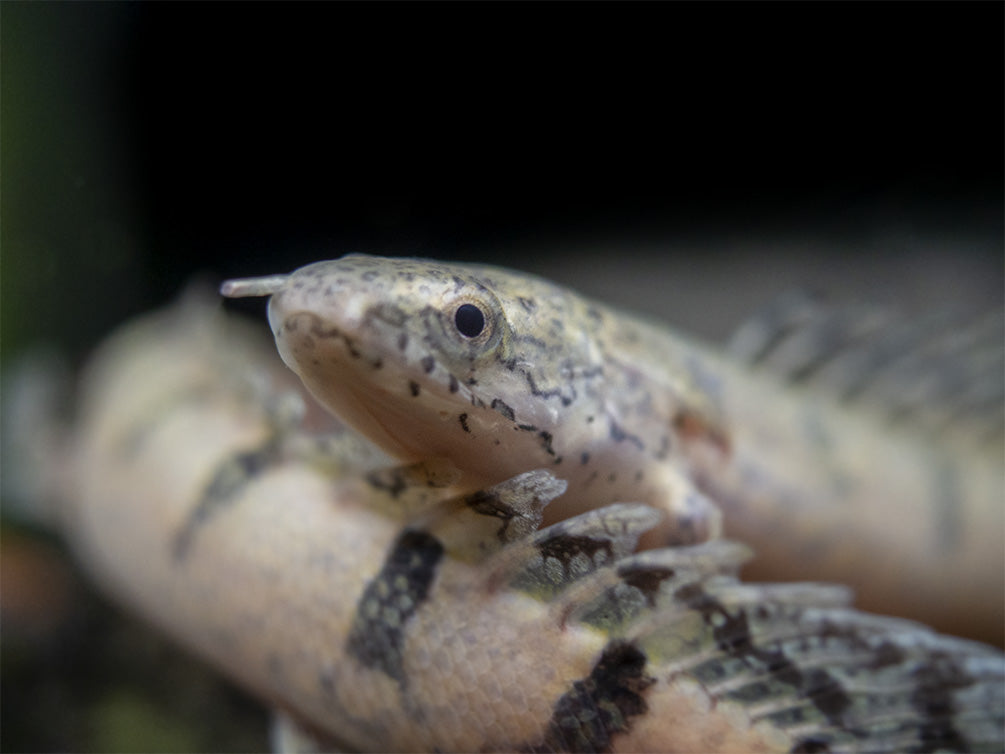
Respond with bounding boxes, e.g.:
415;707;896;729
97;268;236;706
220;274;291;299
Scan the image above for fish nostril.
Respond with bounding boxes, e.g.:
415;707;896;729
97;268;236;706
219;274;290;299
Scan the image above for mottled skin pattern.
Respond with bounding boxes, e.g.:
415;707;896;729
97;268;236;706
224;255;1004;644
57;298;1005;752
235;256;726;549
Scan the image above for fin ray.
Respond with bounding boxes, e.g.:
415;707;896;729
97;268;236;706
729;294;1005;444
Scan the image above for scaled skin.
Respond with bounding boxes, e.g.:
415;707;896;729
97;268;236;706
225;254;1004;644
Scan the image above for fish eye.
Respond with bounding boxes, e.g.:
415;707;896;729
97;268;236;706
454;303;486;338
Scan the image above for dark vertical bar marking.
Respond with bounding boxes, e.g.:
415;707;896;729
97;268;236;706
345;529;444;685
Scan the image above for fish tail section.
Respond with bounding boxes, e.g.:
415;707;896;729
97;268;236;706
488;501;1005;753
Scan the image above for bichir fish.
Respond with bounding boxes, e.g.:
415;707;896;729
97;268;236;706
223;254;1004;645
49;291;1005;752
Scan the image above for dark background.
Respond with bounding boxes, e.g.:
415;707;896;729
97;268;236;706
3;1;1002;362
2;3;1002;751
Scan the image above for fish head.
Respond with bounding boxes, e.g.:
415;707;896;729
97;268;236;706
234;254;606;481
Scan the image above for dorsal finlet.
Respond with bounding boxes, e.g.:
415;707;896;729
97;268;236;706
220;274;290;298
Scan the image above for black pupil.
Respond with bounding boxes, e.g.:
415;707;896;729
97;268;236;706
455;304;486;338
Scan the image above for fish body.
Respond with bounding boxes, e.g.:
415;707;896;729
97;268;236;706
225;255;1004;643
56;295;1005;752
